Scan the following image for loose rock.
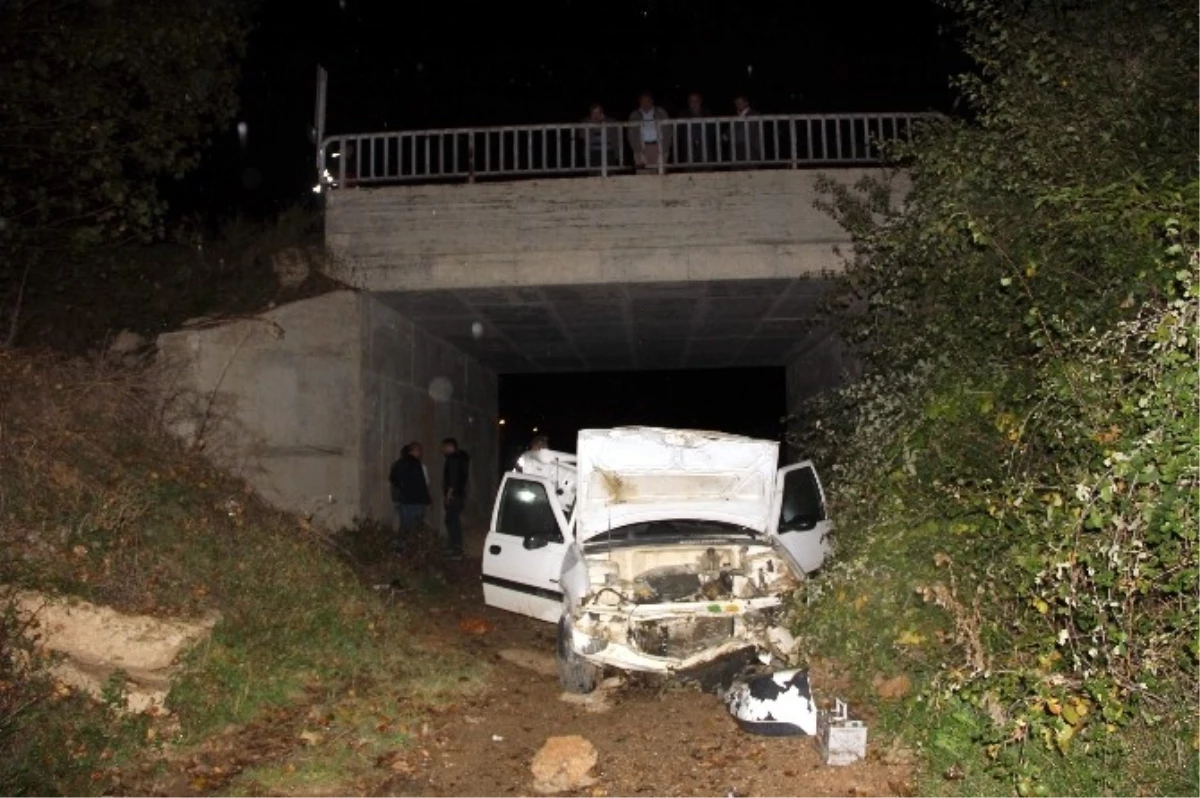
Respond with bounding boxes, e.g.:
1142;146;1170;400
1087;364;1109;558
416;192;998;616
8;589;219;713
531;735;598;794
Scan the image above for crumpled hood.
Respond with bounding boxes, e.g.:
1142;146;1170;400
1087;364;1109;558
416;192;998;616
574;427;779;541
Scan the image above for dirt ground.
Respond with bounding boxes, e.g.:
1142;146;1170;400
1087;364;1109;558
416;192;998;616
119;526;913;798
363;531;914;798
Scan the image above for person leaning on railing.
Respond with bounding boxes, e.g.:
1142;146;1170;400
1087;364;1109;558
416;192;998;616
727;94;762;163
627;91;672;170
577;103;623;169
676;91;715;166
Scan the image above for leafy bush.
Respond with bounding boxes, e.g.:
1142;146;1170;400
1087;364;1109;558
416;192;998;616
791;0;1198;794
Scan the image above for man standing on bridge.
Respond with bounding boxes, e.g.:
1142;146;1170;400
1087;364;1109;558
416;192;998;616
628;91;671;171
441;438;470;560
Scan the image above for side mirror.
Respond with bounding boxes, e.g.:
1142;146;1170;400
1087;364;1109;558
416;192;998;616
523;534;550;550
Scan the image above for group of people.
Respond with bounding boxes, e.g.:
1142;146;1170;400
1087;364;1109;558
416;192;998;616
580;91;762;170
388;433;564;560
388;438;470;560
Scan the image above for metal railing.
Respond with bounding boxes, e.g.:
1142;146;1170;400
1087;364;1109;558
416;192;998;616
317;112;936;188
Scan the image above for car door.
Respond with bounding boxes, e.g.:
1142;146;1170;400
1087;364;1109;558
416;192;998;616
481;473;571;623
767;461;833;575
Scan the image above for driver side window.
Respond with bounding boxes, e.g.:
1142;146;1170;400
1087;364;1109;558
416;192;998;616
780;466;825;530
497;479;564;543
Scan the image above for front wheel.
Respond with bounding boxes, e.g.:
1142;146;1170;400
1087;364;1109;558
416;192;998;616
556;617;600;694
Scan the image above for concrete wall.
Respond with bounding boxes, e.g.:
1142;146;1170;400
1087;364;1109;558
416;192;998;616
326;168;908;292
157;290;499;531
157;291;365;528
359;296;499;531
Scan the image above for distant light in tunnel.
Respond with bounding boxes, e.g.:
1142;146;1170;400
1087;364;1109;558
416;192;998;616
532;427;539;433
498;418;506;425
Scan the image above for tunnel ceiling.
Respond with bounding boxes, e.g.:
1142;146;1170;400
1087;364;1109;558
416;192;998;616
378;278;835;373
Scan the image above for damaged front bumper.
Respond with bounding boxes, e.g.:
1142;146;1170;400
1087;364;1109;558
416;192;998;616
569;595;799;679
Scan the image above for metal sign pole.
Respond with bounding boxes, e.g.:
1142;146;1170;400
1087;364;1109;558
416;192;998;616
314;65;328;186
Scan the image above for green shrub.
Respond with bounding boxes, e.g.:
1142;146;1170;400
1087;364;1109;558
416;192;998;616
791;1;1198;794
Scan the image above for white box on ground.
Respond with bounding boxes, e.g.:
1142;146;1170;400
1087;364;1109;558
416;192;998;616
818;699;868;766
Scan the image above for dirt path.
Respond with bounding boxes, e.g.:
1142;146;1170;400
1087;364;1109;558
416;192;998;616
373;549;914;798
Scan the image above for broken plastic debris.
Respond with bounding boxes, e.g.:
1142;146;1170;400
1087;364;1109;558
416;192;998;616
492;734;504;742
725;669;818;736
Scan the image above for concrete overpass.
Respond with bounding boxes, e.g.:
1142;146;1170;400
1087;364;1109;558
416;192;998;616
158;113;917;530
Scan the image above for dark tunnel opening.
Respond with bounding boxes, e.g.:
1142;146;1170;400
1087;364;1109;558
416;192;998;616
497;366;786;476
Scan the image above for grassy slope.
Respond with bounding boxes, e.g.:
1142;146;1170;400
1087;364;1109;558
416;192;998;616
0;350;482;796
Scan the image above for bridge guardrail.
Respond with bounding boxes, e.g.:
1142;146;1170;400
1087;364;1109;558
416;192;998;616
317;112;938;188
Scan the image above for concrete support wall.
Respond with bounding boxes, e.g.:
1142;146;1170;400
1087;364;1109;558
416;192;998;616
157;291;365;528
327;169;909;292
359;295;499;531
157;290;499;532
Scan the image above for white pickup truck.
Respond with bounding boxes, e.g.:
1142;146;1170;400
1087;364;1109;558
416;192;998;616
481;427;832;693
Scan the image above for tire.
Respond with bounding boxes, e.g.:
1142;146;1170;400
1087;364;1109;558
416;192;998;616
556;617;599;694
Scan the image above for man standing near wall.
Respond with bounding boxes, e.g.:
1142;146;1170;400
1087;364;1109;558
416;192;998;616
441;438;470;560
388;442;432;552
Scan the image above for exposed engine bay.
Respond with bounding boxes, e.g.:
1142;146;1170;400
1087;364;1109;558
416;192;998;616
584;543;797;605
571;543;801;669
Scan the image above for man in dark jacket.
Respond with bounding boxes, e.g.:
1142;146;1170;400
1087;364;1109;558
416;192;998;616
677;91;715;166
388;442;431;549
441;438;470;560
729;94;762;162
577;103;623;170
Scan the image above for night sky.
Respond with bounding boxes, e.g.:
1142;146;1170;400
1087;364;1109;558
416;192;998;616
185;0;963;216
183;0;965;453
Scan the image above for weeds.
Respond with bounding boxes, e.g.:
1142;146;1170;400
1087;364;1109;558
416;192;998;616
0;351;483;795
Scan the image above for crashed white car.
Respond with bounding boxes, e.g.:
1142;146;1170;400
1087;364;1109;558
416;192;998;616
481;427;832;694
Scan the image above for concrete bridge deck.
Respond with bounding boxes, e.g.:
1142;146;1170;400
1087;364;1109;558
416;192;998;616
326;168;907;373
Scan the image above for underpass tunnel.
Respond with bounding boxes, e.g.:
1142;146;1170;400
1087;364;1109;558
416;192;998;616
378;276;857;481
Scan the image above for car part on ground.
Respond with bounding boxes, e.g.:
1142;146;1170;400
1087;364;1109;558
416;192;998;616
817;698;868;766
725;669;819;737
725;671;869;766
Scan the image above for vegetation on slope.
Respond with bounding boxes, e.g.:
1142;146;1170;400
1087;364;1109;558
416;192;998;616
0;351;481;795
790;0;1198;794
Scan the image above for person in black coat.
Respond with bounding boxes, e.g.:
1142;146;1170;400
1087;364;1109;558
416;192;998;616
441;438;470;559
388;442;431;547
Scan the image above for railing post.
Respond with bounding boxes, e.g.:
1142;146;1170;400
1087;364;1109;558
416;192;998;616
600;125;608;178
657;119;666;175
468;134;476;184
790;118;798;168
